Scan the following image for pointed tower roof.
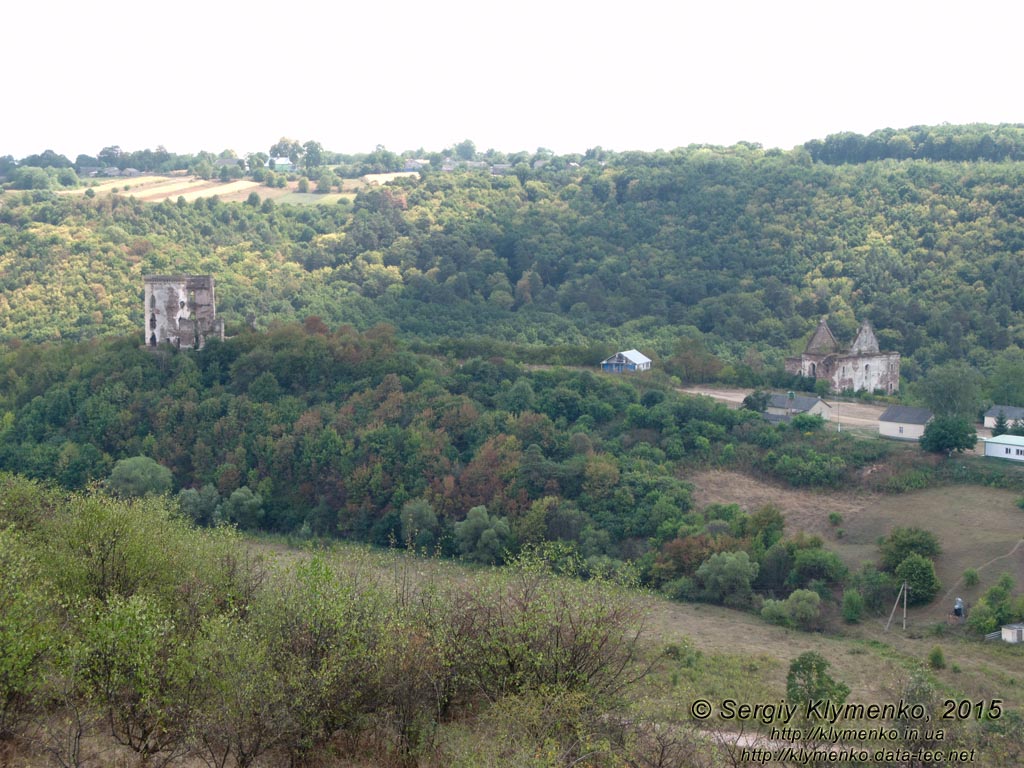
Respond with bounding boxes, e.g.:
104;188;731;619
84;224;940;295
849;321;880;354
805;317;839;355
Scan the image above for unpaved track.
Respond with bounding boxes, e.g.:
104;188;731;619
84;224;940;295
681;386;888;429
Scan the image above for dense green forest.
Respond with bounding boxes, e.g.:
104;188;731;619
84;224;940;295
5;124;1024;387
0;326;899;577
5;123;1024;581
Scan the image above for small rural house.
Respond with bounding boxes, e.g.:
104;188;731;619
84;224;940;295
269;156;294;171
983;405;1024;430
1001;623;1024;643
764;393;832;421
878;405;933;441
600;350;651;373
982;434;1024;462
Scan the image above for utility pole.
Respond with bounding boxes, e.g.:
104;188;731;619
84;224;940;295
885;581;910;632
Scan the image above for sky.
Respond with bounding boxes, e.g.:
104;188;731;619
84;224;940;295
6;0;1024;161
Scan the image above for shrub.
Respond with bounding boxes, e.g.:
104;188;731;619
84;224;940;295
963;568;979;588
879;527;941;572
841;589;865;623
895;554;942;606
761;599;790;626
828;512;843;526
455;505;514;564
788;547;848;588
786;589;822;630
760;590;822;630
695;551;759;607
786;652;849;711
107;456;173;498
928;646;946;670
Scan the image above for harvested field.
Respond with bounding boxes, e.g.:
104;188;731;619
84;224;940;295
173;179;260;202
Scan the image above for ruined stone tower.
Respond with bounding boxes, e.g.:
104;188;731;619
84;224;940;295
785;317;900;394
144;275;224;349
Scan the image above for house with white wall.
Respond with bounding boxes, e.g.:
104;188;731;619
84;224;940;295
983;405;1024;430
764;393;832;420
982;434;1024;462
878;406;932;441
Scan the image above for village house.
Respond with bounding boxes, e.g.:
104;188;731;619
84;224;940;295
764;393;832;422
600;350;651;373
982;434;1024;462
785;317;900;394
983;405;1024;430
878;405;933;441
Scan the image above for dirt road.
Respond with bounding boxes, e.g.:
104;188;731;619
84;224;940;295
680;386;888;430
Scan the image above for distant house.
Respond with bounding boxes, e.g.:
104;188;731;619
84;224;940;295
269;156;293;171
878;405;933;441
1002;623;1024;643
982;434;1024;462
600;350;651;373
983;405;1024;430
215;157;245;170
764;393;832;421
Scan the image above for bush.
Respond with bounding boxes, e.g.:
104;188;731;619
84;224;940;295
786;589;822;630
455;505;514;564
695;550;759;607
788;547;848;588
841;589;865;623
879;527;942;572
928;646;946;670
107;456;173;498
760;589;821;630
895;553;942;606
786;652;849;711
963;568;979;588
761;599;790;626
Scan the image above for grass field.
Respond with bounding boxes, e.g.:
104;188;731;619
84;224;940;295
60;173;365;205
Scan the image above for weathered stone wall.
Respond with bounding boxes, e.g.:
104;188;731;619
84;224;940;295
144;275;224;349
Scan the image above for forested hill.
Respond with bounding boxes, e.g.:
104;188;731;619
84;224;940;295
4;123;1024;380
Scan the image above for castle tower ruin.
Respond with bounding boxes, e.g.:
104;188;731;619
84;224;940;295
144;275;224;349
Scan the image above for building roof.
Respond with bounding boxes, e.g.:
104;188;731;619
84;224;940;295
849;321;881;354
601;349;651;366
621;349;651;365
766;393;831;413
804;317;840;355
984;434;1024;448
879;405;933;424
984;405;1024;421
1003;623;1024;630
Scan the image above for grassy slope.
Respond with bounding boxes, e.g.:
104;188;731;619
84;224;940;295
688;469;1024;711
271;522;1022;766
268;461;1024;725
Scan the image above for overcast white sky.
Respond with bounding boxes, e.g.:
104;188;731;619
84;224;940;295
6;0;1023;160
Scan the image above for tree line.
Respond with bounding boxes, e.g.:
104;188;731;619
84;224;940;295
6;126;1024;397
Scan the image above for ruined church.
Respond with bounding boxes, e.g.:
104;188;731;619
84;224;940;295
784;317;900;394
144;275;224;349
